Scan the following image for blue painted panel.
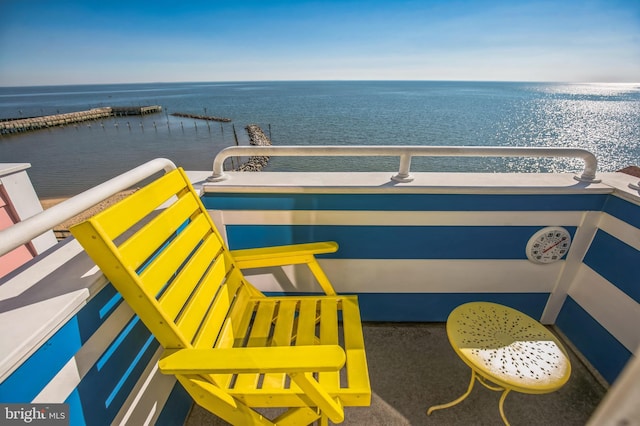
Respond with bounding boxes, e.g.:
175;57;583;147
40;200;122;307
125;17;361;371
556;297;631;384
0;317;82;402
603;195;640;229
65;390;86;426
353;292;550;322
203;193;607;212
156;382;193;426
227;225;576;259
73;317;159;425
583;230;640;304
76;284;122;343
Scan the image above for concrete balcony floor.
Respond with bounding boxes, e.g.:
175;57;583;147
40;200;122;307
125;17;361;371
185;323;606;425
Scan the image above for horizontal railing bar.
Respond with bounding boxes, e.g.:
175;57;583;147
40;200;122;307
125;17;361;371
0;158;177;257
208;145;600;183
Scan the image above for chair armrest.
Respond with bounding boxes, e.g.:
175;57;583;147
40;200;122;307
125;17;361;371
230;241;338;268
158;345;346;375
230;241;339;295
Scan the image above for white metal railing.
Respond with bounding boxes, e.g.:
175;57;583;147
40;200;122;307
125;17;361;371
207;145;601;183
0;158;176;257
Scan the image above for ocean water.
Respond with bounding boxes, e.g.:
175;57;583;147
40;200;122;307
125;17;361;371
0;81;639;198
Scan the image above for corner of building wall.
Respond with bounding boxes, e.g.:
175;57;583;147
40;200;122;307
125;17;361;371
541;211;602;324
0;165;57;254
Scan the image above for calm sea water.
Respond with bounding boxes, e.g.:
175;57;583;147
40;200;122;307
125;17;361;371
1;81;639;198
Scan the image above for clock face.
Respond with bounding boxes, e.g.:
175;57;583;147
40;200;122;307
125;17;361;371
526;227;572;264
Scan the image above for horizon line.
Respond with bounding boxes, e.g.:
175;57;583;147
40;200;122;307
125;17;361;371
2;79;640;89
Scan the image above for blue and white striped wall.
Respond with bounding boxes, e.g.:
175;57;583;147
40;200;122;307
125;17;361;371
1;170;638;426
201;172;639;386
0;240;192;425
554;195;640;384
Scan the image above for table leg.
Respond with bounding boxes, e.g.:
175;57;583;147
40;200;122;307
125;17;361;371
498;389;511;426
427;369;476;416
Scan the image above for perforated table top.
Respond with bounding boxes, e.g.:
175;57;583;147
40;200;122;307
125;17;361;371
446;302;571;394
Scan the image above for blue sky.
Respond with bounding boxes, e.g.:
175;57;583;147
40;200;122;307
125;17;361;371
1;0;639;86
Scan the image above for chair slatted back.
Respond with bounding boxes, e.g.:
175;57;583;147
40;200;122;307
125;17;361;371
71;168;258;350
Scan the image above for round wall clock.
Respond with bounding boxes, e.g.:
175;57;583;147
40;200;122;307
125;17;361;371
526;227;572;264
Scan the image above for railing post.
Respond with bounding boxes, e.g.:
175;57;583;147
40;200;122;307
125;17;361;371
392;153;414;182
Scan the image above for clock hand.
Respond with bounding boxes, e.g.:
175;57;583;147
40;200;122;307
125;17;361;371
542;239;564;254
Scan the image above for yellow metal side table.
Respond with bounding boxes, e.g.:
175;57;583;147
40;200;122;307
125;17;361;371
427;302;571;425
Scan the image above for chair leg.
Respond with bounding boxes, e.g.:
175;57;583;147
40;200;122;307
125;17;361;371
498;389;511;426
427;369;476;415
273;407;320;426
318;414;329;426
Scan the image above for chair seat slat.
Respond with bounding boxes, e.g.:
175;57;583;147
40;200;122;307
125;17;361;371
247;301;277;347
319;299;341;391
234;301;278;390
262;299;298;389
217;289;255;349
296;300;319;346
271;299;298;346
208;290;257;391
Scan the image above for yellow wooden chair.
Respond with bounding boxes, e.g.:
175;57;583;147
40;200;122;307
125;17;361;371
70;167;371;425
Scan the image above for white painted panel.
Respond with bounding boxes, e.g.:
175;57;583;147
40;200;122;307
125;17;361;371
0;238;108;381
598;213;640;251
242;259;563;293
220;209;585;227
542;211;600;323
0;289;89;382
569;265;640;353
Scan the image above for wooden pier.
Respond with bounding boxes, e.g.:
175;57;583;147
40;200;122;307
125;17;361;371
112;106;162;116
170;112;231;122
0;106;162;134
